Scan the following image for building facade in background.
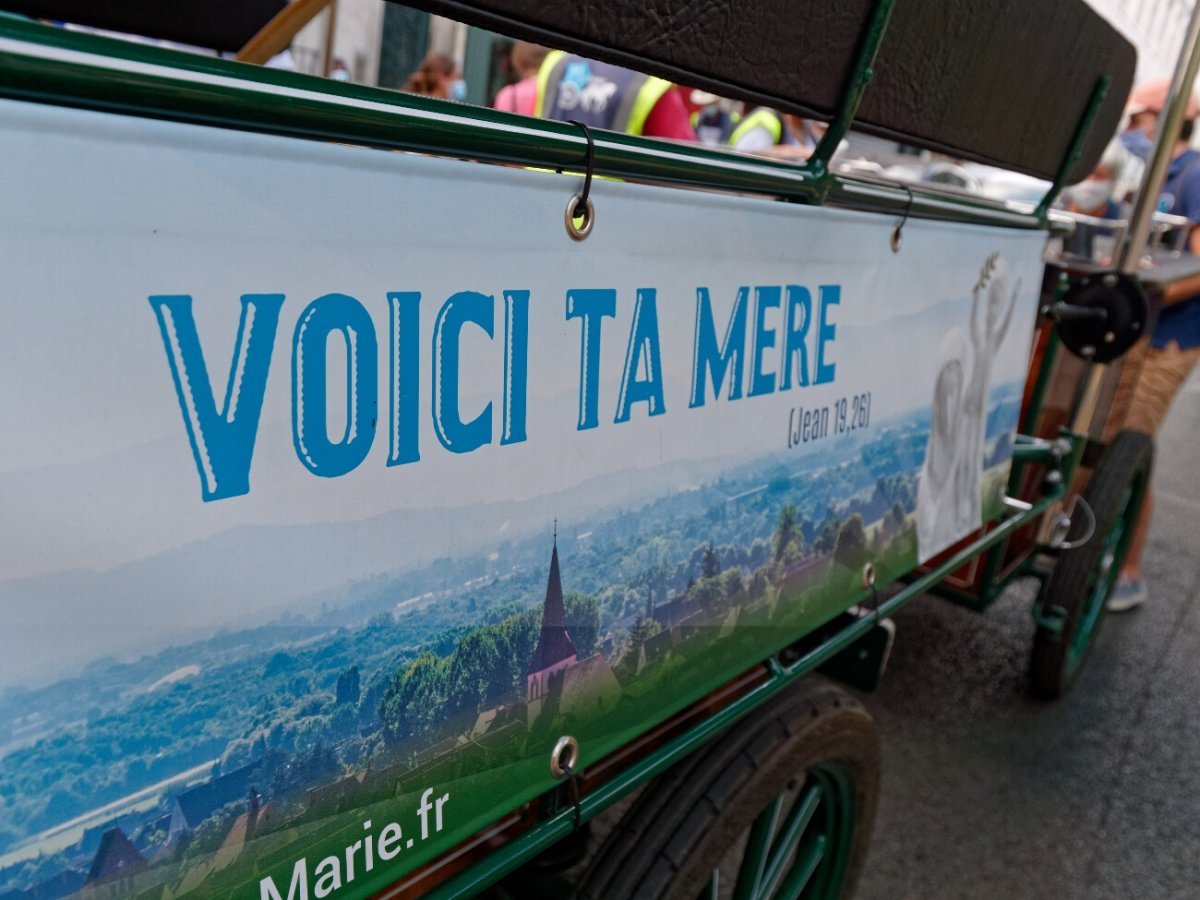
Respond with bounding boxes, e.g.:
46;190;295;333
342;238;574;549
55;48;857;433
1088;0;1195;82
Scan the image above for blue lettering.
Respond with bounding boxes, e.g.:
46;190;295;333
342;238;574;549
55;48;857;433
387;292;421;466
689;286;748;408
292;293;379;477
815;285;840;385
501;290;529;445
149;293;283;502
566;289;616;430
780;286;812;390
432;291;493;453
749;286;781;397
615;288;666;423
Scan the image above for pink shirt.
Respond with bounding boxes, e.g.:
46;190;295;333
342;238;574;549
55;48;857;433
493;77;538;117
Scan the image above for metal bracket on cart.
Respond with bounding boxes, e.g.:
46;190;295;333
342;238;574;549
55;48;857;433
1042;269;1148;363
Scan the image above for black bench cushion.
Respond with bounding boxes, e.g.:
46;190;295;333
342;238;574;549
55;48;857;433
403;0;1136;183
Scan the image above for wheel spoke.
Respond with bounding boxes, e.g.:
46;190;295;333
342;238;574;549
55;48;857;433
758;783;822;898
774;833;828;900
701;867;720;900
733;793;784;900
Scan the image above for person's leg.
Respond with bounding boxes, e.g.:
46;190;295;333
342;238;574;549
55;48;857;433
1108;341;1200;610
1109;489;1152;611
1121;488;1153;582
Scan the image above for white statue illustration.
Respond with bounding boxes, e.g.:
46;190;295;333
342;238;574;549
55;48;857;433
917;327;972;561
916;254;1020;562
956;254;1019;532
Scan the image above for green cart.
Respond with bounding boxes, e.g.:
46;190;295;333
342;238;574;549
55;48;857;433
0;1;1182;897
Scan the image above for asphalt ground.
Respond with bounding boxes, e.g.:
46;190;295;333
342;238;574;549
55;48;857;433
856;366;1200;900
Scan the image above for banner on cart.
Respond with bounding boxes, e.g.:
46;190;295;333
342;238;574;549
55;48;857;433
0;98;1044;897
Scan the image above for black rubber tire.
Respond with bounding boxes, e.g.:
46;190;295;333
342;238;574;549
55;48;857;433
1029;429;1153;699
578;677;880;900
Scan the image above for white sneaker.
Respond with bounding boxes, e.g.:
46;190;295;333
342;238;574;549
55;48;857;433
1107;578;1148;612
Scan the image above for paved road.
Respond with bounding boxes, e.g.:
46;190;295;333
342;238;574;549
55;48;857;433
856;367;1200;900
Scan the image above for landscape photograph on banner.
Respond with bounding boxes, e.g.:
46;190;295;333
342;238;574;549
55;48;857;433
0;103;1044;898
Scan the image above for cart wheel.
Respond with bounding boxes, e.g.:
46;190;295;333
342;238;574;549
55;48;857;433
579;678;880;900
1029;429;1153;699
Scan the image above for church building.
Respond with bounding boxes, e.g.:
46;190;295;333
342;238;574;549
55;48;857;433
525;537;577;702
525;533;620;725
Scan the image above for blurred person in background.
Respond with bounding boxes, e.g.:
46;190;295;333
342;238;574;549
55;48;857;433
729;108;821;159
1060;139;1132;262
1108;80;1200;611
329;58;351;82
1063;141;1126;220
404;52;464;100
534;51;695;141
493;41;548;116
688;91;740;146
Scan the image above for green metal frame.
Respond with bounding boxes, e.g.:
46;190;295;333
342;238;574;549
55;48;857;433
803;0;897;186
0;13;1113;898
1035;75;1111;219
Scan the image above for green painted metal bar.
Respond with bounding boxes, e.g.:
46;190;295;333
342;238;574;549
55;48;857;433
775;833;827;900
1035;75;1111;218
0;16;1048;232
804;0;898;180
733;795;782;900
758;785;822;897
427;488;1064;899
1020;328;1064;435
1011;436;1066;464
977;543;1009;606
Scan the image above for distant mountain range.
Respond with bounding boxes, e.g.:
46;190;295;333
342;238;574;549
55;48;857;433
0;453;737;691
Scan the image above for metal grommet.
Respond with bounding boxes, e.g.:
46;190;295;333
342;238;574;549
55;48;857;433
563;119;597;241
551;735;580;779
564;194;595;242
891;184;914;254
861;562;876;590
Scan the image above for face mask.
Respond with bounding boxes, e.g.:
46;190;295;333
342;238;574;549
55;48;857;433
449;79;467;101
1120;128;1153;159
1064;179;1114;213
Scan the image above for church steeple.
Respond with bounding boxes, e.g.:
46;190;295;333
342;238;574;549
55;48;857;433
526;531;578;686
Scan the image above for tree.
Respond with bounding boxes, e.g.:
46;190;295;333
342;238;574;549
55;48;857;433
445;630;506;715
692;576;724;611
379;653;447;745
359;666;395;726
623;616;663;667
721;567;745;601
335;666;361;706
834;514;869;568
495;609;540;696
702;542;720;579
814;515;839;554
270;742;340;802
330;703;358;740
774;504;801;561
565;593;600;658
